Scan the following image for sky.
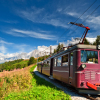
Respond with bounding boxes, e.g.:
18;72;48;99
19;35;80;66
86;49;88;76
0;0;100;57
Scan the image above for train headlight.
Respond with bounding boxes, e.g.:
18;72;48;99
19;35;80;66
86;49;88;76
97;45;100;50
82;64;86;69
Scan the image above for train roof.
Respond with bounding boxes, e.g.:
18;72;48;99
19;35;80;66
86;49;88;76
74;44;96;49
37;44;97;63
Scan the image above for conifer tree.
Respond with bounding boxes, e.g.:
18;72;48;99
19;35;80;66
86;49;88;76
83;38;89;45
53;43;63;53
93;35;100;45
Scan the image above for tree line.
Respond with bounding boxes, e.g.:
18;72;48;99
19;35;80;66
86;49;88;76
0;57;37;72
53;35;100;53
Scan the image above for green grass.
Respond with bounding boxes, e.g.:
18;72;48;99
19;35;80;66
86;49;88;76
13;60;28;68
4;65;71;100
17;60;28;65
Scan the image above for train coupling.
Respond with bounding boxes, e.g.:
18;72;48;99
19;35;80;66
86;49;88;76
86;82;100;91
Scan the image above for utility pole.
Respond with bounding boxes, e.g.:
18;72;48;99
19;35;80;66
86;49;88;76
50;45;52;56
45;51;46;60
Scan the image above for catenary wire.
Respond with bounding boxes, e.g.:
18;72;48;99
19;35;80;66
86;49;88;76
63;5;100;42
56;0;97;43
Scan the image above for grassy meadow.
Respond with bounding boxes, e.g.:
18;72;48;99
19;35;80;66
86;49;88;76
0;63;71;100
0;63;34;99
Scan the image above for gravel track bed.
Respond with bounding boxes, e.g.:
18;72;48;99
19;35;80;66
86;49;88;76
34;67;89;100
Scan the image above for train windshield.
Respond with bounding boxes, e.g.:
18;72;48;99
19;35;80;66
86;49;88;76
81;50;98;64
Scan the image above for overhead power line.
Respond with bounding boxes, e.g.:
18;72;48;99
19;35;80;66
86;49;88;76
63;5;100;42
56;0;97;42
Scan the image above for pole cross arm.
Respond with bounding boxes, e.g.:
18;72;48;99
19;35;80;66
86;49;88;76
70;22;90;30
69;22;90;44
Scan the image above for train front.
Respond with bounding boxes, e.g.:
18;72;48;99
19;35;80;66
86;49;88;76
76;44;100;94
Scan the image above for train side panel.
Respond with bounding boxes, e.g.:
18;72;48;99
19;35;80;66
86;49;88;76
69;50;77;87
41;60;51;76
53;66;69;83
37;64;42;73
42;67;50;76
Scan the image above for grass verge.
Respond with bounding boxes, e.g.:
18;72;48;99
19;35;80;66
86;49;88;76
3;65;71;100
0;64;33;99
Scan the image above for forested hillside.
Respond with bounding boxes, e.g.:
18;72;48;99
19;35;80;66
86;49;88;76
0;57;36;72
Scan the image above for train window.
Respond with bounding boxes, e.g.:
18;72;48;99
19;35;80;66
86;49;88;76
70;52;73;65
54;58;57;67
99;52;100;57
43;61;47;67
47;61;50;67
57;57;61;66
81;50;98;63
62;54;68;66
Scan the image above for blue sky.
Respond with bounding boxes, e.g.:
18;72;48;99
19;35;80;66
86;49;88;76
0;0;100;55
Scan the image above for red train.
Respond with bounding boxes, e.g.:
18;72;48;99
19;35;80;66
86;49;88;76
37;44;100;94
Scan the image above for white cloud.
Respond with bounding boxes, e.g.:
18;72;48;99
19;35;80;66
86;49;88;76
0;40;13;54
65;37;96;46
0;39;35;55
67;12;80;17
0;45;7;54
1;53;19;58
64;37;81;46
37;45;57;53
86;37;96;44
57;8;62;12
87;16;100;24
0;40;13;45
14;44;34;53
86;16;100;30
4;28;57;40
17;7;68;28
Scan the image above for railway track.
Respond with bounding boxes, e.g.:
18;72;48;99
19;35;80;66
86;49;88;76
53;78;100;100
34;67;100;100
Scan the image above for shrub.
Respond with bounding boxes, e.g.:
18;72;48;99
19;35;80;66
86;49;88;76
4;77;11;83
23;64;27;68
16;64;22;69
5;66;11;71
28;57;36;66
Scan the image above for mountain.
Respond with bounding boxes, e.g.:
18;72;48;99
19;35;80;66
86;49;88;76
0;49;50;63
0;37;96;64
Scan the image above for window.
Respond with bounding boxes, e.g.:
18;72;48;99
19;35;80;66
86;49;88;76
81;50;98;63
47;60;50;67
62;54;68;66
57;57;61;66
43;61;47;67
70;52;73;65
54;58;56;67
99;52;100;57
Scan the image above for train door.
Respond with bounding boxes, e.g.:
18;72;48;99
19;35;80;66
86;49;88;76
69;52;74;85
50;58;53;76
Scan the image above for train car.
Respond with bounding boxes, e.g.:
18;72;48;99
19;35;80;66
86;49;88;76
37;62;43;73
37;44;100;94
